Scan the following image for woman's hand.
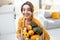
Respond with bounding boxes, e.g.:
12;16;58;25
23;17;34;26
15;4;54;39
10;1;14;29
17;36;23;40
39;33;44;40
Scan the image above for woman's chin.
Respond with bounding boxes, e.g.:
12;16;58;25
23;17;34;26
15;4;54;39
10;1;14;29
24;17;30;19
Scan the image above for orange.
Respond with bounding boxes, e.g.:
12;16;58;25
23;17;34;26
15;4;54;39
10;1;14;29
26;25;32;31
31;35;40;40
28;30;34;36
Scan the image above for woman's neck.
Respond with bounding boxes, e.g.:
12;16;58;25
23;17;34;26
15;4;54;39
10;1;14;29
24;18;32;26
25;18;32;22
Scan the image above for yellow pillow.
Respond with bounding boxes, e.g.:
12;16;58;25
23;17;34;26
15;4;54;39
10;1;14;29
52;12;60;19
59;13;60;18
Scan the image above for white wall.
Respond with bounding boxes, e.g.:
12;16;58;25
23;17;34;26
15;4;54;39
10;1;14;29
0;0;13;6
0;5;16;35
42;0;60;11
0;13;15;34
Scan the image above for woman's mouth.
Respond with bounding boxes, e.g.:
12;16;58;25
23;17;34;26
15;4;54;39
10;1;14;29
25;14;30;17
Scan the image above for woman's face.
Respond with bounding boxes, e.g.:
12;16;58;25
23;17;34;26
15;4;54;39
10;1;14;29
22;5;32;19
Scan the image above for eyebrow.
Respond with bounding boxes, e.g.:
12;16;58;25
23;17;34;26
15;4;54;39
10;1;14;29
23;7;31;10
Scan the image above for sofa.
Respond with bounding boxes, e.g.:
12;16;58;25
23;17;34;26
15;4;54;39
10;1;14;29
42;10;60;29
34;9;60;29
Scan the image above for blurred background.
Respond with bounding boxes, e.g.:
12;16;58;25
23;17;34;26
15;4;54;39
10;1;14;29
0;0;60;40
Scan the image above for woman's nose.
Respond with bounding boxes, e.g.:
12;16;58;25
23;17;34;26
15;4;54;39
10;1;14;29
25;10;28;14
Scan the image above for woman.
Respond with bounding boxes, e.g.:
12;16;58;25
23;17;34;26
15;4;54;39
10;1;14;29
16;1;50;40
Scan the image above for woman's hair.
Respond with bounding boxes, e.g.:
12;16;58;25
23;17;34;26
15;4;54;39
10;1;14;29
21;1;34;13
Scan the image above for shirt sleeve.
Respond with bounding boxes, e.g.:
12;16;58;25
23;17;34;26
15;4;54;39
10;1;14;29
16;18;22;38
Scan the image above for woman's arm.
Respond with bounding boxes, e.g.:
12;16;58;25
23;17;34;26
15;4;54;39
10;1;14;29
33;18;50;40
17;36;23;40
16;18;23;40
39;22;50;40
16;26;24;40
39;33;44;40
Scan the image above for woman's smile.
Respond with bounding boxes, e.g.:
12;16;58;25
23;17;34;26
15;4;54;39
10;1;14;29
23;13;30;17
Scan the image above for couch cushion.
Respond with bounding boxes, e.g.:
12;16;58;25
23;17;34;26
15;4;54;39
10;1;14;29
44;11;51;18
44;18;60;29
46;18;60;26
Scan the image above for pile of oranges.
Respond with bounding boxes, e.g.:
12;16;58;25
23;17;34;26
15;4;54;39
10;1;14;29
22;25;40;40
22;22;43;40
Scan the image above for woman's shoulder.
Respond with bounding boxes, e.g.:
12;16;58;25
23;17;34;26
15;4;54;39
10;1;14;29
32;17;43;28
32;17;40;23
18;17;24;21
18;17;24;23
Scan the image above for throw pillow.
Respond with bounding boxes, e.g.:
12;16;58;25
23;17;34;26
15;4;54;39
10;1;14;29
52;12;60;19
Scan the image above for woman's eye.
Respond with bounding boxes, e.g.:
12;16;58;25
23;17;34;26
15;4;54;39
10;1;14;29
23;8;31;11
23;9;25;11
